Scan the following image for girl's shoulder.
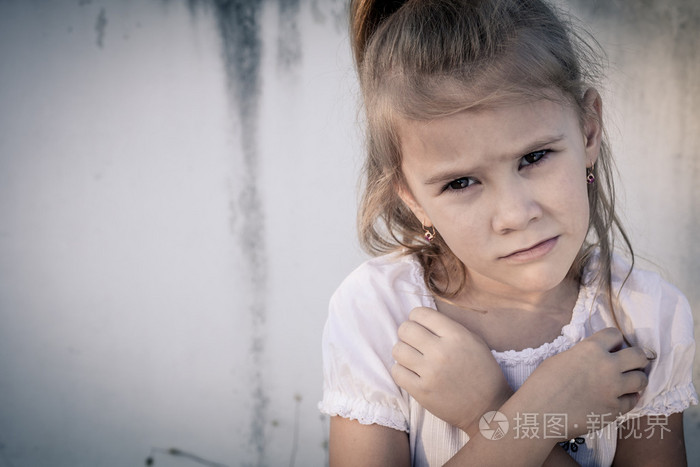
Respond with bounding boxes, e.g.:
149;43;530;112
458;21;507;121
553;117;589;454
584;250;693;366
321;252;431;431
597;253;698;420
580;251;694;366
326;251;434;350
585;250;689;309
341;250;423;280
610;252;689;309
331;251;429;309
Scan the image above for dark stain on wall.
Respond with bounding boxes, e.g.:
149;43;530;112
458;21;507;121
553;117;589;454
213;2;269;465
310;0;348;30
182;0;339;463
95;7;107;48
197;1;312;462
277;0;302;72
187;0;268;464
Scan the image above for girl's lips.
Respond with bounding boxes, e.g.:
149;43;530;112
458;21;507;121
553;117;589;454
501;236;559;262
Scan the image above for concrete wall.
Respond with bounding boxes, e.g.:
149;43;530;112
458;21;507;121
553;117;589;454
563;1;700;460
0;0;697;466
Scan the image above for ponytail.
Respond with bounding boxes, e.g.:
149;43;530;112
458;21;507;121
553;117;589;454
350;0;406;69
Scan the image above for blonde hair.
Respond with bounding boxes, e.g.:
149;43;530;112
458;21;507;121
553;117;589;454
350;0;633;309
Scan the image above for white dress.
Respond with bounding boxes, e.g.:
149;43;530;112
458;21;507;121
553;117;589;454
319;252;698;466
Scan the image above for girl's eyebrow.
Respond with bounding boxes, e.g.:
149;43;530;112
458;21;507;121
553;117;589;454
422;134;566;186
423;170;475;186
520;134;565;156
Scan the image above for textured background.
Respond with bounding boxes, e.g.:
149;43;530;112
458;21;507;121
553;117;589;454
0;0;697;466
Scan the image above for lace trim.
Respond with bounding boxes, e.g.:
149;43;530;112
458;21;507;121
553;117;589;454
318;391;409;432
492;334;573;367
615;382;699;424
492;281;599;367
404;252;603;366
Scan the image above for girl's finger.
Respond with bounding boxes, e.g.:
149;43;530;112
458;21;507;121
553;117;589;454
617;392;642;416
390;362;420;390
397;318;438;348
619;369;649;396
408;306;463;338
586;327;625;351
392;340;424;371
614;346;650;372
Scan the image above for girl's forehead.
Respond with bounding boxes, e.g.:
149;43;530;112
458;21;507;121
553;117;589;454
382;75;578;122
398;98;574;140
396;98;581;164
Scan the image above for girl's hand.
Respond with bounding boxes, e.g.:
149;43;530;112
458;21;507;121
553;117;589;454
390;307;511;432
520;327;649;439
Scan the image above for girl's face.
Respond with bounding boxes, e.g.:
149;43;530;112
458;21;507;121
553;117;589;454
398;94;601;300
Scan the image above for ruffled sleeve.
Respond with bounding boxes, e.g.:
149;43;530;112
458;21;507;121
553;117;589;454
318;254;430;432
608;255;698;421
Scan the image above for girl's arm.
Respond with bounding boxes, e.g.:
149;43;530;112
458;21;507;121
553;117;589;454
327;309;648;466
328;404;578;467
326;370;582;467
612;412;687;466
393;308;648;466
329;416;410;467
394;308;648;435
391;307;580;465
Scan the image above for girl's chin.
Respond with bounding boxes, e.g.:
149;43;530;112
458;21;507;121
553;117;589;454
504;267;573;293
466;270;572;299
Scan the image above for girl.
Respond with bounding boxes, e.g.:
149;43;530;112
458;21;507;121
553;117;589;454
319;0;698;465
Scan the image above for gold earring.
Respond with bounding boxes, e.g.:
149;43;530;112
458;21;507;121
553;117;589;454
422;223;437;242
586;165;596;184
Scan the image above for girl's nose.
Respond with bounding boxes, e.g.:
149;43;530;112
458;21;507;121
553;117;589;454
490;180;542;234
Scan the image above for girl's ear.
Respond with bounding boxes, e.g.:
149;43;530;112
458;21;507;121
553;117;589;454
582;88;603;167
397;184;433;227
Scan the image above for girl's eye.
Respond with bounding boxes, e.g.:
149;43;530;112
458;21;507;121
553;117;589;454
519;149;548;168
446;177;476;191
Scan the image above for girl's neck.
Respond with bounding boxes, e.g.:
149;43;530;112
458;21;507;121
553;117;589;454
449;275;580;315
434;276;580;352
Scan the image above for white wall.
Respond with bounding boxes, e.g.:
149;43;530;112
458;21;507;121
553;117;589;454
562;2;700;460
0;1;697;466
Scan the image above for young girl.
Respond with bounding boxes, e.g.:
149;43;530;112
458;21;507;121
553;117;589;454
319;0;698;465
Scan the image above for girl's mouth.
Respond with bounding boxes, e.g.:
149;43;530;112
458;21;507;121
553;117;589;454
500;236;559;262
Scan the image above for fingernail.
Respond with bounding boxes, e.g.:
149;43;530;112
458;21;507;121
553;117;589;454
643;347;657;361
